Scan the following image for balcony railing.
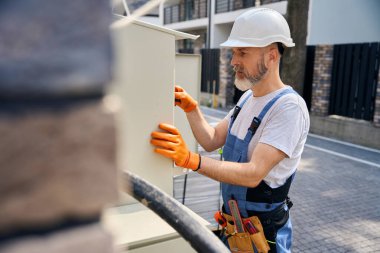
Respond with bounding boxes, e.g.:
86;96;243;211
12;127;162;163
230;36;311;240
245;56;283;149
164;0;208;25
215;0;285;14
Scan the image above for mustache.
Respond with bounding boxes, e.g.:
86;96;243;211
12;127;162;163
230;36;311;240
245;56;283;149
233;65;244;72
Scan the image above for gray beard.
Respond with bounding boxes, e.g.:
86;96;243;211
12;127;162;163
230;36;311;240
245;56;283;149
234;56;268;91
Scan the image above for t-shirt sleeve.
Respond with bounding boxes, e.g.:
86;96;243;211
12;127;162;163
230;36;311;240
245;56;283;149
258;99;306;158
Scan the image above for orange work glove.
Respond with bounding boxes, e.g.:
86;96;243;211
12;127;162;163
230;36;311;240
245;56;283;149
175;85;198;112
150;123;201;171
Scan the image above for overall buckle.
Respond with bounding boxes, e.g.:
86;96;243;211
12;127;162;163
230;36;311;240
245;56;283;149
248;117;261;134
232;106;241;120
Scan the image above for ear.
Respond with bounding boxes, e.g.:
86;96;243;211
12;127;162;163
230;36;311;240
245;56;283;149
268;46;279;64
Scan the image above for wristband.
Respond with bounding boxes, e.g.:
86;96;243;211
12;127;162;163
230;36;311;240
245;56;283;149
194;154;202;172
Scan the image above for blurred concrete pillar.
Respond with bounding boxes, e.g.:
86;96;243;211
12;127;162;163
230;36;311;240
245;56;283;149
0;0;112;98
0;0;118;252
0;224;114;253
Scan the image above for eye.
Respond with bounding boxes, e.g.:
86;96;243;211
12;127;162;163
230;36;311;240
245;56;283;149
232;50;247;58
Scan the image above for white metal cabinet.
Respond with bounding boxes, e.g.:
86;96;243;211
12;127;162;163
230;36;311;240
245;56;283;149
108;17;205;253
111;18;198;198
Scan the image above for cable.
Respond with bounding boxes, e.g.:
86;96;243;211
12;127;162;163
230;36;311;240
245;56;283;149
182;172;188;205
123;170;229;253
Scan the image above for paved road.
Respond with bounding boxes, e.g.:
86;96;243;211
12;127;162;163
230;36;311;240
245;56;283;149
174;106;380;253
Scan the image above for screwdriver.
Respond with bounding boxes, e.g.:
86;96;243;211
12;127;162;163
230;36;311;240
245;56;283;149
243;220;257;234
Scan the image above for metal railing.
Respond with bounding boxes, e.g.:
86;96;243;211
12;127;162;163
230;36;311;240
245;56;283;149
164;0;208;24
215;0;285;14
164;0;285;24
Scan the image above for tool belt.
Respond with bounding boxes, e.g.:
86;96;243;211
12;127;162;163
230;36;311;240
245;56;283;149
248;204;290;247
220;201;291;253
222;212;269;253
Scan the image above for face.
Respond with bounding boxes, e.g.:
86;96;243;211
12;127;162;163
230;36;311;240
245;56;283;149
231;47;268;91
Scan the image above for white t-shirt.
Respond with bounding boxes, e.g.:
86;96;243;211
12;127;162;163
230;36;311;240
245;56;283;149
224;86;310;188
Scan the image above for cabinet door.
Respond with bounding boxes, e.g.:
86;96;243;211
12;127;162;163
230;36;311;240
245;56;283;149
174;54;201;176
111;21;175;199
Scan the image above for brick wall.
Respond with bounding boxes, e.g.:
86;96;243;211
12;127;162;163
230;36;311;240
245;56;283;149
310;45;334;116
219;48;234;107
374;69;380;127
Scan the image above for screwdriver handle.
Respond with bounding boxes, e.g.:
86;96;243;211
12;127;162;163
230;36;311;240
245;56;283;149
243;220;257;234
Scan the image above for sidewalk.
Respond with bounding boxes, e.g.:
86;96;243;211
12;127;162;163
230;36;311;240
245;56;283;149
174;106;380;252
290;146;380;252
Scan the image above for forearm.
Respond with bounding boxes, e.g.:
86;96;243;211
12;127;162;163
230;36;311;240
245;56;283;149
196;143;286;187
185;107;225;151
197;156;261;188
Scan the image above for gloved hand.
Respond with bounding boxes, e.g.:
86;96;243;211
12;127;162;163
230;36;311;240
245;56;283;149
151;123;201;171
175;85;198;112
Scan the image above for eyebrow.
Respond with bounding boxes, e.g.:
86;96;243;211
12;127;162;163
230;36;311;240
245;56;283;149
233;48;249;53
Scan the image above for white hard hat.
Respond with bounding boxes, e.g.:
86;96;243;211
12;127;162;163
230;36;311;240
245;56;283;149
220;8;295;48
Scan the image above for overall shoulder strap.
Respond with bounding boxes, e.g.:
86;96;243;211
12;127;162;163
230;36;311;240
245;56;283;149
229;90;252;128
247;88;295;136
238;90;253;107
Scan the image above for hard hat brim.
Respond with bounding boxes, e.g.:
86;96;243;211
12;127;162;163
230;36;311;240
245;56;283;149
220;39;295;48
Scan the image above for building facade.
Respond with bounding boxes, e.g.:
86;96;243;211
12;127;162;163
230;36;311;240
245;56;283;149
159;0;380;148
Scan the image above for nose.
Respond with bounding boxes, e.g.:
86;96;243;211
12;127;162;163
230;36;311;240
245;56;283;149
231;52;239;66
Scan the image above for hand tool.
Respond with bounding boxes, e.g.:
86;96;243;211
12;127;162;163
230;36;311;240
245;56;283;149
243;220;257;234
228;199;245;233
214;211;227;227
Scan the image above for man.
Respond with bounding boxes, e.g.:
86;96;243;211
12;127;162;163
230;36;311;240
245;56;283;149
151;8;310;253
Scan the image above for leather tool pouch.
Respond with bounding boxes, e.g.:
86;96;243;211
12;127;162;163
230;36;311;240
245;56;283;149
223;213;270;253
248;203;290;252
246;216;270;253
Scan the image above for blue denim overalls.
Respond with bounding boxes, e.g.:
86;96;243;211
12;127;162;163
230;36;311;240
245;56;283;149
222;88;296;253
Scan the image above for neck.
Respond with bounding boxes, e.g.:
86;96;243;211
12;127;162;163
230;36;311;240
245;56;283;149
251;69;285;97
